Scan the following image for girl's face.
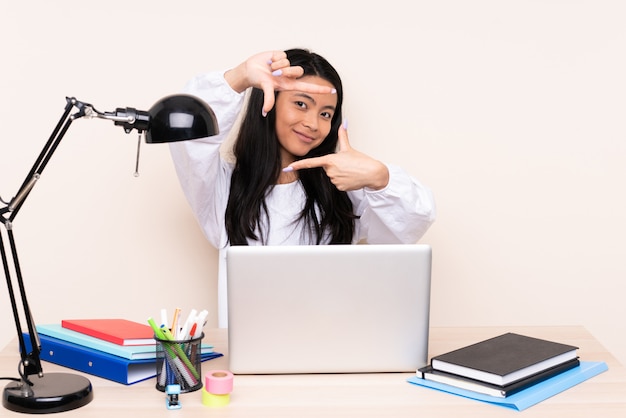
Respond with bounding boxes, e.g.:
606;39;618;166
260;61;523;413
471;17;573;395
274;75;337;166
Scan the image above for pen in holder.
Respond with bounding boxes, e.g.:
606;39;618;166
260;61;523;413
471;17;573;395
155;332;204;393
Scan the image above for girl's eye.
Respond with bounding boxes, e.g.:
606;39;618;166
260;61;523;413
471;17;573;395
321;111;333;120
295;101;307;109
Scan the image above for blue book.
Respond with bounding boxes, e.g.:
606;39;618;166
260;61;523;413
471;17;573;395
23;333;223;385
407;361;608;411
36;324;214;360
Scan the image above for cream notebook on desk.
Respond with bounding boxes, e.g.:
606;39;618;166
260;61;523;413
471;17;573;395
226;244;432;374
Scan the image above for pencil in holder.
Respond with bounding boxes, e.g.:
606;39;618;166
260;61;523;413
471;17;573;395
155;332;204;393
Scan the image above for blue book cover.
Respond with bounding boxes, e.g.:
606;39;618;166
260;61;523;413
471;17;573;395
23;333;223;385
36;324;214;360
407;361;608;411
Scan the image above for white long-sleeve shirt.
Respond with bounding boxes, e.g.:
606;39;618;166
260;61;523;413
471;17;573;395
170;71;436;326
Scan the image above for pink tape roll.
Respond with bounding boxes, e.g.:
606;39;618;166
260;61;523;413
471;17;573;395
205;370;234;395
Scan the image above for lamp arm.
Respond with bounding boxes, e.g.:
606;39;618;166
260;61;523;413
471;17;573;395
1;94;216;413
0;224;43;382
0;97;84;382
0;96;152;383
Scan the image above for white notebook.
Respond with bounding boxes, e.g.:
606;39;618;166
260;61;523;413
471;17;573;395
226;244;432;374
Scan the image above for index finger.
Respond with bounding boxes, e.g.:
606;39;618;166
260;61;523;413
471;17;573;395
272;77;337;97
283;155;330;172
283;79;337;95
263;70;336;116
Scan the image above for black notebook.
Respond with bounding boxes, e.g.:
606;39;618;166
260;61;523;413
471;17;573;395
430;333;578;386
419;358;580;398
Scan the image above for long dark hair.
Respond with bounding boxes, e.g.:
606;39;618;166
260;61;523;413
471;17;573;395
224;48;356;245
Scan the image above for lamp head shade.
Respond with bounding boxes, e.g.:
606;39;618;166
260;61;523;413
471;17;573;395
146;94;219;143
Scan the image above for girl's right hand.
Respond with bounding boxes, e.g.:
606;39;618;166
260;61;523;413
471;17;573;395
225;50;336;116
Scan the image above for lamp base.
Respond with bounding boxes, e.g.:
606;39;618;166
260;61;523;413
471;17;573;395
3;372;93;414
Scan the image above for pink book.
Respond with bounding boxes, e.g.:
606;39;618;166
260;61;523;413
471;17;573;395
61;319;155;346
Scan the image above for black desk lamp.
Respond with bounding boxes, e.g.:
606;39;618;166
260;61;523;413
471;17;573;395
1;94;217;413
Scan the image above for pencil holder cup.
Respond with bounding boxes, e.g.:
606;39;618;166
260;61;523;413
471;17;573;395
155;333;204;393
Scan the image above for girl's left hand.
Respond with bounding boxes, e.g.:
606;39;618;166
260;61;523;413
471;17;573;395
284;122;389;191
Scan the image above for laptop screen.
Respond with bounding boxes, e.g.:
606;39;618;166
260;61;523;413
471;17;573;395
226;244;432;374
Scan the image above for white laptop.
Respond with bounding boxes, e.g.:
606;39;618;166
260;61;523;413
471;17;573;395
226;244;432;374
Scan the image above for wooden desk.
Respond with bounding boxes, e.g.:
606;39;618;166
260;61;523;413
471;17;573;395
2;326;625;417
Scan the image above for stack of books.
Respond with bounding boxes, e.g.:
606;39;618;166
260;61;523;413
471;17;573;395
417;333;580;398
23;319;222;385
409;332;608;410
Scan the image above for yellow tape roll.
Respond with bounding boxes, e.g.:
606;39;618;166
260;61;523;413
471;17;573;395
201;388;230;407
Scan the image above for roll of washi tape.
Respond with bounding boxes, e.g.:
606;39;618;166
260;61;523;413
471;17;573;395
201;388;230;407
205;370;234;395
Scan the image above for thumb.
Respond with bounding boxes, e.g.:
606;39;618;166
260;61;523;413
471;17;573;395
337;118;351;152
261;83;276;117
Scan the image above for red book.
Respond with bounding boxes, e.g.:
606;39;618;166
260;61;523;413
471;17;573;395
61;319;156;346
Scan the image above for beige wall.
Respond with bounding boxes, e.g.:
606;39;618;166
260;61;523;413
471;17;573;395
1;1;625;365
